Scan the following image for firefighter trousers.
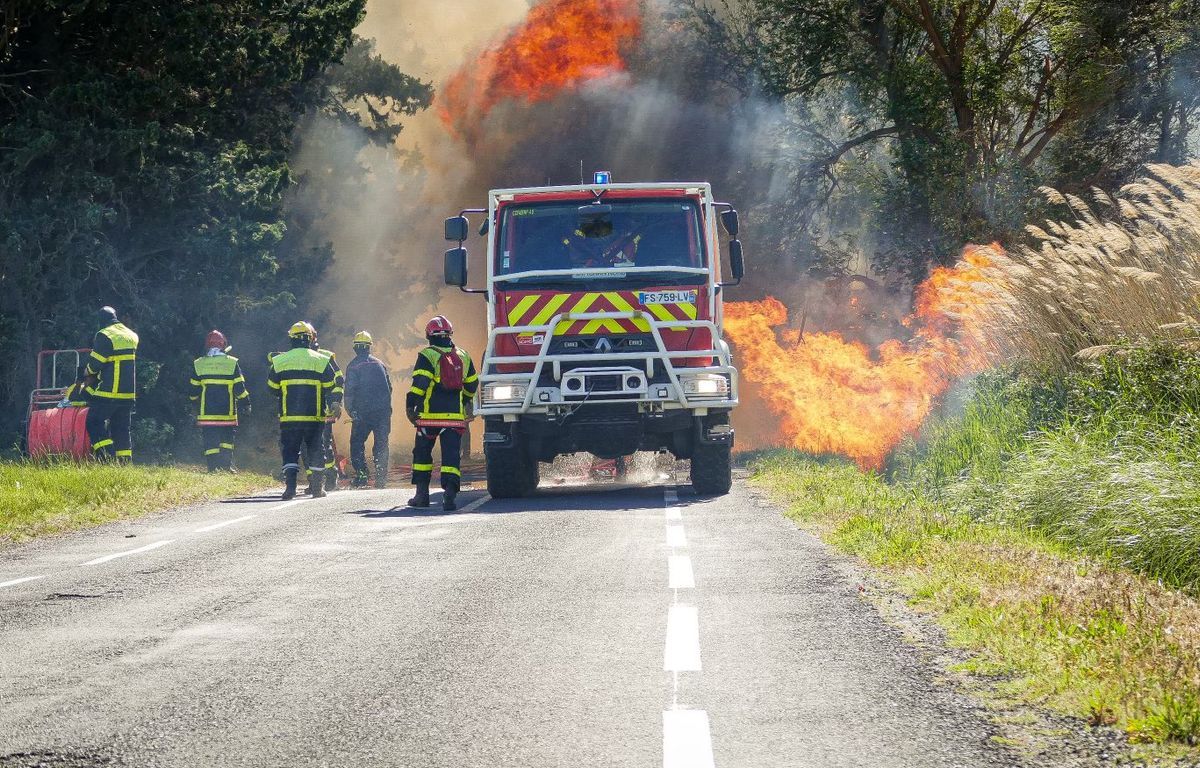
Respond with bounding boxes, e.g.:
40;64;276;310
280;423;324;479
411;427;462;491
201;426;236;472
86;399;133;461
350;411;391;483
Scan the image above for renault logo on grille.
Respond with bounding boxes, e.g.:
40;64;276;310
595;338;613;353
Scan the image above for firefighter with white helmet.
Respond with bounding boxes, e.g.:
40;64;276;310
189;329;250;472
406;316;478;510
268;321;338;500
345;330;393;488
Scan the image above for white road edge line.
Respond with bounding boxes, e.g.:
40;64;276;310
663;604;702;671
0;575;47;590
82;540;174;566
194;515;257;533
668;555;695;589
663;709;715;768
272;498;309;511
665;506;682;520
664;489;679;505
666;524;687;548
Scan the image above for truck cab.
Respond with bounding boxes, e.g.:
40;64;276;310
444;178;744;497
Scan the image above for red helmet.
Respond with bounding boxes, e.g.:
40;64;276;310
205;330;228;349
425;315;453;337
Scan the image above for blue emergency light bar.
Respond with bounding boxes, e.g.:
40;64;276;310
593;171;612;184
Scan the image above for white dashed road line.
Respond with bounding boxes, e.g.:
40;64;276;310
194;515;257;533
667;555;694;589
0;575;47;590
82;539;174;566
458;494;491;514
663;710;716;768
663;604;702;672
660;486;715;768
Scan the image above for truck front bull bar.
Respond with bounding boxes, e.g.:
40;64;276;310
476;310;739;415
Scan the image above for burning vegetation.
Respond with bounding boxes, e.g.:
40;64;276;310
437;0;642;139
724;246;998;469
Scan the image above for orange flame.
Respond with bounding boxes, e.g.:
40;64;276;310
438;0;642;137
726;244;1000;469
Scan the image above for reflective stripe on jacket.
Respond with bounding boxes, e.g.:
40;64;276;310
405;345;478;424
190;354;249;425
267;347;337;423
86;322;139;400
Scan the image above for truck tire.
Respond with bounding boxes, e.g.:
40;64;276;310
485;443;537;499
690;443;732;495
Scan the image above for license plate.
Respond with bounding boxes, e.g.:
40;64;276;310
638;290;697;305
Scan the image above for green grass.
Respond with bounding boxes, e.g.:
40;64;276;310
753;452;1200;750
0;461;274;543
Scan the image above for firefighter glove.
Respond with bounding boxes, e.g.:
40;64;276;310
406;407;419;426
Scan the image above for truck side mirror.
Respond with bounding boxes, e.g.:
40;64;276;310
445;216;470;242
444;247;468;287
728;240;744;285
720;209;740;237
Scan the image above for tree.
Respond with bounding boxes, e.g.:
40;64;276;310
0;1;431;455
692;0;1200;279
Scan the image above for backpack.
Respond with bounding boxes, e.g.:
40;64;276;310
437;348;464;391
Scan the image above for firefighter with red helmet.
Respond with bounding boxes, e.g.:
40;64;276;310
189;330;250;472
268;322;338;500
406;315;478;510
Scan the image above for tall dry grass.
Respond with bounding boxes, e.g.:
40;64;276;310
967;162;1200;370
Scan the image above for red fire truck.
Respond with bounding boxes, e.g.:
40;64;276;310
444;176;744;497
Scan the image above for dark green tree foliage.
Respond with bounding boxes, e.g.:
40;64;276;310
697;0;1200;279
0;2;430;456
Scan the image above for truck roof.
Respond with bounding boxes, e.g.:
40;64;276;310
489;181;714;202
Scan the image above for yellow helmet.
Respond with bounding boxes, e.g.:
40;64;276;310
288;321;314;340
353;330;373;346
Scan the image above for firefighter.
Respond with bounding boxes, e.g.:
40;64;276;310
344;330;393;488
189;330;250;472
268;322;338;500
406;315;478;511
79;306;140;461
309;326;345;492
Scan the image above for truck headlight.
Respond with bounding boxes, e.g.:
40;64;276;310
680;373;730;397
483;381;529;404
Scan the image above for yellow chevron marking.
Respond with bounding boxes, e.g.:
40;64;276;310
557;293;599;334
530;293;571;328
646;302;686;332
580;293;627;334
604;293;650;332
677;302;698;320
507;295;540;325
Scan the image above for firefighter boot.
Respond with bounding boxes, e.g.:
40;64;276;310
442;477;459;512
309;470;327;499
281;469;299;501
352;471;369;489
408;482;430;508
324;468;337;493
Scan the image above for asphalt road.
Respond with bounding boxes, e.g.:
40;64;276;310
0;470;1016;767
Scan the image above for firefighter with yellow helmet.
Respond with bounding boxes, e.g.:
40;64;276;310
268;321;338;499
345;330;393;488
309;324;345;492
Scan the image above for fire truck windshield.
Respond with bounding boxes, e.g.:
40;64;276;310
495;199;706;286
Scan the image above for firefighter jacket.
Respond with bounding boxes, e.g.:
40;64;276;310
406;344;478;427
314;347;345;420
85;322;139;400
267;347;338;424
190;353;249;426
345;353;393;417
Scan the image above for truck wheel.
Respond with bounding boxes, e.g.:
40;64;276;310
523;457;541;494
690;443;732;495
485;443;536;499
